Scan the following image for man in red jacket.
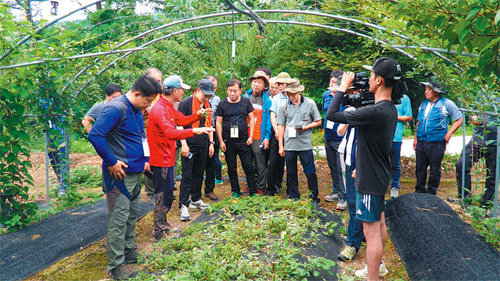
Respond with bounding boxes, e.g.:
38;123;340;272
147;75;214;240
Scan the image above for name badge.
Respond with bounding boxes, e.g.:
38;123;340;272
176;126;183;130
231;126;239;138
252;104;263;110
326;120;335;130
287;126;297;138
142;137;150;157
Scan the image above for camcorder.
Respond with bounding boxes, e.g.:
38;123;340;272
342;72;407;107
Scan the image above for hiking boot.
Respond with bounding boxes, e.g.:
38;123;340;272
354;262;388;278
215;179;223;185
124;249;138;264
180;205;190;221
231;192;241;198
390;187;399;199
336;199;347;211
205;192;218;201
241;187;249;195
189;199;210;210
324;193;340;202
338;245;357;262
110;263;137;280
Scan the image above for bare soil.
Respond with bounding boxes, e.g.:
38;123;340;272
25;153;478;280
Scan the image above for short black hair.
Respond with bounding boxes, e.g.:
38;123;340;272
257;67;271;77
226;79;242;89
329;70;343;80
105;83;121;96
205;75;218;82
375;74;396;88
131;75;161;97
162;87;175;96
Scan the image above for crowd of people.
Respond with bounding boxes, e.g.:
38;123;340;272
83;60;497;280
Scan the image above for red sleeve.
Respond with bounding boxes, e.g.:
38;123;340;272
154;106;195;140
174;109;201;126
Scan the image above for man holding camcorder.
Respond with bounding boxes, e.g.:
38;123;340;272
327;57;401;280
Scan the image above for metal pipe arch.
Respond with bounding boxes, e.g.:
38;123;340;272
62;9;467;92
74;19;419;98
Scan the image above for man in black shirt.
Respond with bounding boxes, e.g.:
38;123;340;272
327;57;400;280
178;79;216;220
215;79;257;197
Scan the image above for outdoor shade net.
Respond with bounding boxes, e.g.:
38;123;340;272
385;193;500;281
0;199;153;281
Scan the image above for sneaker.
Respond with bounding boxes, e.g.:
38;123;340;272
231;192;241;198
189;199;210;210
165;222;180;233
355;262;388;278
336;199;347;211
58;189;66;196
215;179;223;185
110;263;137;280
241;187;249;195
446;197;462;204
390;187;399;199
324;193;340;202
338;245;357;262
205;192;218;201
124;249;138;264
180;205;190;221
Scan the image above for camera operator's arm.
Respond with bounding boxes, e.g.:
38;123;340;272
326;72;355;123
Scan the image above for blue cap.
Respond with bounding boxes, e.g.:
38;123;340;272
198;79;215;96
163;75;191;90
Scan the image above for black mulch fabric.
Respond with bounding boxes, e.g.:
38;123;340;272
385;193;500;281
0;199;153;281
189;207;344;281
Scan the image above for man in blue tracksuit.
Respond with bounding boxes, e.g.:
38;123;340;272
89;75;161;280
413;77;463;195
323;70;347;210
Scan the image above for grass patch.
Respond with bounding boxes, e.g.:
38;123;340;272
137;195;337;280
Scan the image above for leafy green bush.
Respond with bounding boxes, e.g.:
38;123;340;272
137;196;337;280
70;165;101;188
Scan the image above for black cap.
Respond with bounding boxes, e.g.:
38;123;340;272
363;57;402;80
198;78;215;96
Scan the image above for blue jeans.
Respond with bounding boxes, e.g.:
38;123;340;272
48;145;68;193
285;150;319;202
325;138;345;199
390;141;402;189
345;165;364;249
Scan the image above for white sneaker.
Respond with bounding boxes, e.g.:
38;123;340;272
336;199;347;211
390;187;399;199
189;199;210;210
324;193;340;202
180;205;190;221
355;262;388;278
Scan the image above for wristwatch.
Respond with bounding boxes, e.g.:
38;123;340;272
209;141;215;145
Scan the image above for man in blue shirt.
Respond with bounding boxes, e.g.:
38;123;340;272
323;70;348;210
390;94;412;198
413;77;463;195
88;75;161;280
